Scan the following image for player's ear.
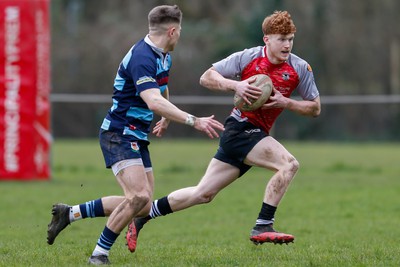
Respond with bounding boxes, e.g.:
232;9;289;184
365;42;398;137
167;26;176;37
263;35;269;44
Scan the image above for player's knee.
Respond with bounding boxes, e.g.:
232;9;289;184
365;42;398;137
126;193;150;212
289;156;299;173
284;156;299;180
194;189;216;204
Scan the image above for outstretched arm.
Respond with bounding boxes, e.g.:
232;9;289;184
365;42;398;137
140;88;224;138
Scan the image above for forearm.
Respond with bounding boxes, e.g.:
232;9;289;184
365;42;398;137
160;87;171;122
199;67;238;93
285;97;321;117
141;88;224;139
150;96;193;125
140;88;192;125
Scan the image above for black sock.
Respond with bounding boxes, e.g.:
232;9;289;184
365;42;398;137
257;202;276;224
149;196;173;219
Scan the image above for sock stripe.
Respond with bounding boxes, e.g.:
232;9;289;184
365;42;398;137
97;226;119;251
150;200;161;218
149;196;173;219
98;234;113;249
86;200;94;218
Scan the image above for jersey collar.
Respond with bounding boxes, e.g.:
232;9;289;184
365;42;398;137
263;46;267;58
263;45;290;65
144;34;170;69
145;34;165;55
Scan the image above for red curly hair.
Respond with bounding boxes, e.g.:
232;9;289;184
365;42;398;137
262;11;296;35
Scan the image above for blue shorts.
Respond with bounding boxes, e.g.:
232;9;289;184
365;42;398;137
99;129;152;169
214;116;268;177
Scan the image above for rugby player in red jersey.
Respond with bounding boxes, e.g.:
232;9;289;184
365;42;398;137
127;10;321;251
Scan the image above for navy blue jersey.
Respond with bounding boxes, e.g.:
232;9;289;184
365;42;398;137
101;35;171;141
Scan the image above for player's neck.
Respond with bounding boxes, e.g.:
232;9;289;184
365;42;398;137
148;34;169;53
265;47;286;65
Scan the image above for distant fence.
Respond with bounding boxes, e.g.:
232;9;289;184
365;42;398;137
51;94;400;105
50;93;400;140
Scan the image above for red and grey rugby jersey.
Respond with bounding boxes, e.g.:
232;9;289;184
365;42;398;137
213;46;319;133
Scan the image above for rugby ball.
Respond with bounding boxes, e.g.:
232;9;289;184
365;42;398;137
234;74;273;111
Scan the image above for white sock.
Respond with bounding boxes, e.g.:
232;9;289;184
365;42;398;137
92;245;109;256
69;205;82;222
255;219;274;225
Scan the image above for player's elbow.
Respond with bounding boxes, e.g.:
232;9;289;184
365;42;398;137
199;67;215;88
146;98;164;114
311;106;321;117
310;97;321;117
199;73;207;87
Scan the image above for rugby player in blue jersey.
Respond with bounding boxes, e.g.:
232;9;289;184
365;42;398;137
126;10;321;251
46;5;224;265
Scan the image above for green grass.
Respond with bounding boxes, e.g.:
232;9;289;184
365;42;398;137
1;139;399;266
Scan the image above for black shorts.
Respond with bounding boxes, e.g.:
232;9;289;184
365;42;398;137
214;116;268;177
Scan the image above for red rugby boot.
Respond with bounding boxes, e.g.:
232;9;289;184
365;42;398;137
126;218;148;252
250;224;294;245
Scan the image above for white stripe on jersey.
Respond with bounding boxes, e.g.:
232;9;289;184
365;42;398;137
231;108;248;122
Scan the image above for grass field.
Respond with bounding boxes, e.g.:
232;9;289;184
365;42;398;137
0;139;399;267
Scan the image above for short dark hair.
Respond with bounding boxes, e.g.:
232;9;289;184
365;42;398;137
148;5;182;28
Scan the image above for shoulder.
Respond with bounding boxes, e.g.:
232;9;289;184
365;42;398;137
288;53;308;68
224;46;263;63
131;40;155;61
287;53;313;75
126;40;157;70
288;53;319;100
213;46;263;78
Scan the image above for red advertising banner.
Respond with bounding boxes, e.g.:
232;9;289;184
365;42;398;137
0;0;51;180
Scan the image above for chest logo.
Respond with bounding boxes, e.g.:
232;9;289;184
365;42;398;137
282;72;290;81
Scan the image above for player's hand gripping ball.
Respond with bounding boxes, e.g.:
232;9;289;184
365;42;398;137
234;74;273;111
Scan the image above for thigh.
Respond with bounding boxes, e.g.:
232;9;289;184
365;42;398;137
145;170;154;199
196;158;241;194
244;136;295;171
219;117;268;163
215;117;267;176
115;164;149;198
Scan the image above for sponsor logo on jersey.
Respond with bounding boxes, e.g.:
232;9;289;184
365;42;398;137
245;129;261;134
137;76;156;85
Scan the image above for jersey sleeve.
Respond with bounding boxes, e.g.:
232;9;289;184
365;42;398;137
290;54;320;100
128;53;159;94
212;47;263;79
